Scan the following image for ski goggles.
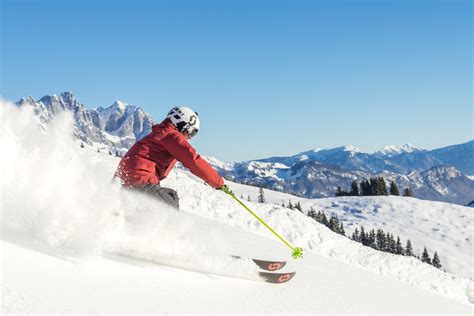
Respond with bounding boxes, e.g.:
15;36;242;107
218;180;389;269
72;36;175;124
187;128;199;138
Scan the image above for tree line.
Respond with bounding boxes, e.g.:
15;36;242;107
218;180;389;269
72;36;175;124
306;208;442;270
241;183;442;270
335;177;413;197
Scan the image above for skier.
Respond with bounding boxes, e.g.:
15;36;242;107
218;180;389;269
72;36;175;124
114;106;225;209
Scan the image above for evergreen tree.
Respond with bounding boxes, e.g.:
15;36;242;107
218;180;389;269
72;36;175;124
369;178;378;195
389;233;396;253
389;181;400;196
378;177;388;195
405;239;413;256
403;187;413;197
307;207;317;220
360;180;370;196
395;236;404;255
287;200;294;210
350;180;359;196
258;187;265;203
359;181;365;196
328;214;340;233
339;222;345;236
315;211;322;223
320;211;328;226
363;180;371;196
376;229;386;251
335;186;343;197
421;247;431;264
432;251;442;269
97;148;100;153
368;229;376;248
352;228;360;242
360;226;367;246
282;202;285;208
295;201;303;212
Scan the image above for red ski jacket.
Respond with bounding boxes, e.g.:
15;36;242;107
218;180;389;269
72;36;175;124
115;119;224;189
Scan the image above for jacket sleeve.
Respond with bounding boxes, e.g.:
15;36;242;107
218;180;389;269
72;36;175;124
161;132;224;188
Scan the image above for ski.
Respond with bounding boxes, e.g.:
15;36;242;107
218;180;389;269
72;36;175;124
104;250;295;284
230;255;287;271
258;271;296;284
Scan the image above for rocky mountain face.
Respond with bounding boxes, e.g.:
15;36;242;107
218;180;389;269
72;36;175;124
17;92;154;150
15;92;473;205
429;141;474;175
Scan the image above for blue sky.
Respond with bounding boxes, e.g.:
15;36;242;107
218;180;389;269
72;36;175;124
1;0;472;161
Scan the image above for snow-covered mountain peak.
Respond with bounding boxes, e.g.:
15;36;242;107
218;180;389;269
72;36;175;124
427;165;462;179
40;91;75;103
18;96;36;105
296;145;360;157
342;145;361;153
110;100;127;111
377;143;422;156
202;155;236;171
15;92;154;150
59;91;76;102
298;145;361;157
308;148;323;154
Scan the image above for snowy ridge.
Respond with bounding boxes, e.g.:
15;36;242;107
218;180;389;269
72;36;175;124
207;155;474;205
258;140;473;175
1;101;472;313
376;143;422;156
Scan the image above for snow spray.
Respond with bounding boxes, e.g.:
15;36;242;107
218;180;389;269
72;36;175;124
0;100;257;277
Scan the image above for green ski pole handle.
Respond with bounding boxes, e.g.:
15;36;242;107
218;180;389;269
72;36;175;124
221;185;303;259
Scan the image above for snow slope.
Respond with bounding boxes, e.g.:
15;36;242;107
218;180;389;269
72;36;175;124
229;184;473;279
1;101;473;313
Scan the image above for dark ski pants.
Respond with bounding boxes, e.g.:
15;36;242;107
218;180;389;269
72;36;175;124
135;184;180;210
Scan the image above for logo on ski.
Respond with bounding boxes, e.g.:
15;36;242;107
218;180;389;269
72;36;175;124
278;274;291;283
259;271;296;284
267;263;282;271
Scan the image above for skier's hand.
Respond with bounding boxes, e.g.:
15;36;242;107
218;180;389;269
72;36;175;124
219;184;230;192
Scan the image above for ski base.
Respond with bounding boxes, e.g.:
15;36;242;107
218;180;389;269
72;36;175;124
105;250;295;284
252;258;287;271
231;255;287;272
258;271;296;284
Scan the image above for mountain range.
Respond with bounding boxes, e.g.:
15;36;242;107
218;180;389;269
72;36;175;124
16;92;154;149
15;92;474;205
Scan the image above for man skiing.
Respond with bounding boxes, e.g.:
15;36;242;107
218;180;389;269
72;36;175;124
115;106;225;209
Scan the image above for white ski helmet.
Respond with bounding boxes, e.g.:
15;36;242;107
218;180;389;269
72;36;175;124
167;106;200;138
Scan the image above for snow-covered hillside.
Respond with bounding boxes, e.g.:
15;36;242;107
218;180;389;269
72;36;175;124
1;101;473;313
226;183;473;279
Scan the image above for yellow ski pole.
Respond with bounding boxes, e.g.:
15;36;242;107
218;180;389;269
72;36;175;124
221;185;303;259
